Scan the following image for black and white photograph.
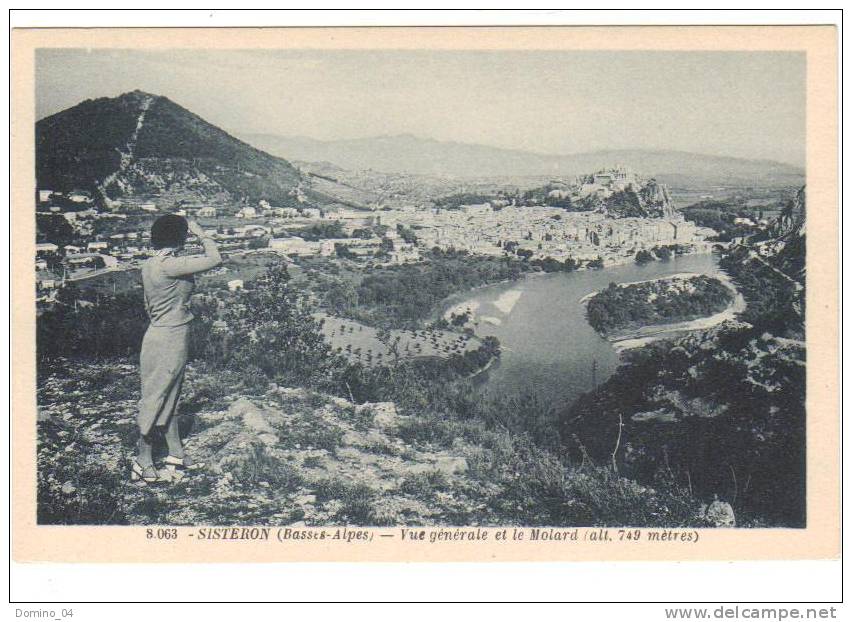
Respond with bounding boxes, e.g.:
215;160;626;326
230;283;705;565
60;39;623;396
31;43;810;534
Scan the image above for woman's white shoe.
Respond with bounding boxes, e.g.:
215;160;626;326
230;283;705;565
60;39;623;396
130;458;160;486
163;454;205;472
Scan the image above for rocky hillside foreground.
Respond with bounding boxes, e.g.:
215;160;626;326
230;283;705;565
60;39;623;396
37;360;722;527
38;362;476;526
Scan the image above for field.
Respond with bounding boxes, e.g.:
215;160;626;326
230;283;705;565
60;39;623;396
195;215;267;229
317;314;481;367
70;266;142;297
306;174;380;209
195;252;284;289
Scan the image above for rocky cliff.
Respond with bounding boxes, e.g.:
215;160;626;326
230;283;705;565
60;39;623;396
638;179;677;218
577;178;677;219
767;186;806;282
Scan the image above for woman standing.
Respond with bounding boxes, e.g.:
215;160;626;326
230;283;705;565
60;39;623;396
132;214;222;484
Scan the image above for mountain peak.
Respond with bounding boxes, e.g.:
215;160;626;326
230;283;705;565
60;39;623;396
121;88;159;99
36;92;302;206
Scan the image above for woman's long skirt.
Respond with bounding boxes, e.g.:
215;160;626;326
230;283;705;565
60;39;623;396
138;323;190;436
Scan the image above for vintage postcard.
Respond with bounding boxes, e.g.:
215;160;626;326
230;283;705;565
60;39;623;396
11;25;838;563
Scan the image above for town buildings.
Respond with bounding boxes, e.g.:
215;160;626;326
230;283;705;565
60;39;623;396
34;167;722;303
373;202;709;264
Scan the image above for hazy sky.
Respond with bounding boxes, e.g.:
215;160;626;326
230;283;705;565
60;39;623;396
36;49;806;166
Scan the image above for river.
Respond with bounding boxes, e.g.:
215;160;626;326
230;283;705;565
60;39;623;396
443;252;726;409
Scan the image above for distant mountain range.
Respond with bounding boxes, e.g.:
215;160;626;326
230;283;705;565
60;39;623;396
242;132;805;187
36;91;303;207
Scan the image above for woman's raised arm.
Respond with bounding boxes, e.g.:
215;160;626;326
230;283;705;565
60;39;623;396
162;219;223;277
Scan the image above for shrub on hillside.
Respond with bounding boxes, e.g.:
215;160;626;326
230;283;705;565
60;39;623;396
197;265;346;389
37;285;148;371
